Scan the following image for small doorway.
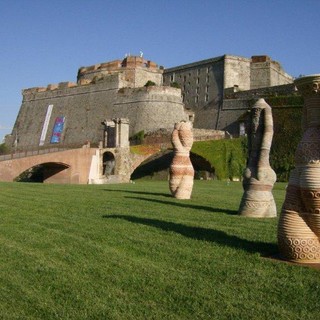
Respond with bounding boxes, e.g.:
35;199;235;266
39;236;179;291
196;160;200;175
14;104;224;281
103;152;115;176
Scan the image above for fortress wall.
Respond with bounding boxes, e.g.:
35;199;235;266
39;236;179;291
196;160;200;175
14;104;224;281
250;57;293;89
215;99;252;135
269;62;293;86
112;86;188;135
9;80;120;150
8;81;189;150
120;68;162;88
224;55;251;91
163;57;225;130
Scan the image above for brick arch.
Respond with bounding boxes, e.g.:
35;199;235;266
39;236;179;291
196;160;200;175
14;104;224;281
0;148;97;184
15;162;70;182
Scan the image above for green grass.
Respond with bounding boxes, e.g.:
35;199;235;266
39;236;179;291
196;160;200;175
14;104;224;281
0;181;319;319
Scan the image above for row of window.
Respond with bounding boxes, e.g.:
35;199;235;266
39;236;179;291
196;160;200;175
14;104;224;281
169;67;211;83
182;94;209;103
170;74;210;84
183;85;209;95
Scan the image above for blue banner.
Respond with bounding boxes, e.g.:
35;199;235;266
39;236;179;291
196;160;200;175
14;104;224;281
50;116;65;143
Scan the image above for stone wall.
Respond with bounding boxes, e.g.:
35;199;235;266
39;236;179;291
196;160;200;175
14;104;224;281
163;56;225;130
112;86;188;135
250;56;293;89
224;55;251;90
163;54;294;135
6;54;296;152
7;65;188;151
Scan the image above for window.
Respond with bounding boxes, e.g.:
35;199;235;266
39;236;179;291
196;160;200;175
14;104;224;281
195;96;199;103
196;77;200;84
206;67;210;73
196;87;200;94
183;75;187;82
206;75;210;83
197;68;201;75
206;85;209;93
205;94;209;102
170;74;175;82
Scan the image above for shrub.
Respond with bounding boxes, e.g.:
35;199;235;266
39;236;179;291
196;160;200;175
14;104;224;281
144;80;156;87
130;130;145;145
170;82;180;88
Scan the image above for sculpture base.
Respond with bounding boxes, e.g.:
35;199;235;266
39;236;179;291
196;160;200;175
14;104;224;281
239;190;277;218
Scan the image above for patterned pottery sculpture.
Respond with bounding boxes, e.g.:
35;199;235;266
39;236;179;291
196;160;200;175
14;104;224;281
169;121;194;199
238;98;277;217
278;74;320;263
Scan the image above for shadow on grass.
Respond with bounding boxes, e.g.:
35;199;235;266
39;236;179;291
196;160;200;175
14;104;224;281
125;196;238;215
103;214;277;255
102;189;171;198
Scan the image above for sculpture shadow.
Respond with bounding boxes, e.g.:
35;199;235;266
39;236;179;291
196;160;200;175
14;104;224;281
124;196;238;215
104;214;277;256
103;189;171;198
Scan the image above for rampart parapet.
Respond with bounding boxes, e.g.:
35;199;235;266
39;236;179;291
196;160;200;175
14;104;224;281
77;56;162;86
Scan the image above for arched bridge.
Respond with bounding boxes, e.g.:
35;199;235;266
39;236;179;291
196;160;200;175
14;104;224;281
0;143;215;184
0;147;97;184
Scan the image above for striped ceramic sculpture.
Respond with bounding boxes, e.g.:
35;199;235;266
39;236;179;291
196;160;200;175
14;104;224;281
169;121;194;199
278;74;320;263
238;98;277;217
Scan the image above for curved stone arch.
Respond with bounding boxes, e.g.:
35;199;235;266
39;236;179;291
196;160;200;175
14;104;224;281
15;161;71;183
130;150;215;180
190;152;215;180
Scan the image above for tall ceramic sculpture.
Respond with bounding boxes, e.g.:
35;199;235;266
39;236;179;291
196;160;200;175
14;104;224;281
238;98;277;217
278;75;320;263
169;121;194;199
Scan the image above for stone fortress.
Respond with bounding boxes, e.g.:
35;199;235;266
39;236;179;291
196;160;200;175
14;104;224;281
5;54;293;151
6;56;190;151
163;55;293;135
1;53;296;184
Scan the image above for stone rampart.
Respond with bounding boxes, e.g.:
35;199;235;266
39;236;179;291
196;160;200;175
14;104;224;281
112;86;188;135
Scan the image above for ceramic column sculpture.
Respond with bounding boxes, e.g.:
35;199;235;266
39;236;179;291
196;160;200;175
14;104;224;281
278;75;320;263
238;98;277;217
169;121;194;199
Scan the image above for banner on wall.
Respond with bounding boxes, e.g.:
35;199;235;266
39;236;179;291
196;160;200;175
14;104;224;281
50;116;65;143
39;104;53;146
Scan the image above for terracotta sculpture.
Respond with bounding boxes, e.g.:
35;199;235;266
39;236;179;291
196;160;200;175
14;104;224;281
238;98;277;217
169;121;194;199
278;75;320;263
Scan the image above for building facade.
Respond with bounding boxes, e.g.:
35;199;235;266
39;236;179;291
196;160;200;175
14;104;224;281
163;55;293;132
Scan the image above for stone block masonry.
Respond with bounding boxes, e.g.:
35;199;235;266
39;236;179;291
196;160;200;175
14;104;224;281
6;56;189;151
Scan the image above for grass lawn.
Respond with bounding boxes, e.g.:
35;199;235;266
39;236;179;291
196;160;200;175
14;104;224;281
0;180;319;319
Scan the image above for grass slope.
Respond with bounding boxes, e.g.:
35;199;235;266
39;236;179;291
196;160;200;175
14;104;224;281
0;181;319;319
191;138;247;180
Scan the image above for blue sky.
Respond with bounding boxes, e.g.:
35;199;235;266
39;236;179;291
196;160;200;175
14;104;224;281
0;0;319;140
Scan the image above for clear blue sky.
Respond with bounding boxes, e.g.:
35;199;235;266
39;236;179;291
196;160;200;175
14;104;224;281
0;0;319;140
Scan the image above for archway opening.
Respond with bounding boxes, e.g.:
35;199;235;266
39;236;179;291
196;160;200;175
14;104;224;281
130;151;215;181
103;152;115;176
15;162;70;183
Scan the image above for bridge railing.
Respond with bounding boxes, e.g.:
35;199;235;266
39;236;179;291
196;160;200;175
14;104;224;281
0;143;94;161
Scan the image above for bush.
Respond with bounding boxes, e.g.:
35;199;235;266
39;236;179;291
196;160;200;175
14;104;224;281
170;82;180;88
130;130;145;145
144;80;156;87
0;143;9;155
